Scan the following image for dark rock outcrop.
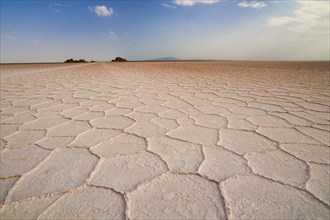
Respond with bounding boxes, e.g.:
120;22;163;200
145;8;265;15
111;57;127;62
64;59;87;63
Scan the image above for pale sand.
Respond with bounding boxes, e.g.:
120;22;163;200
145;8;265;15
0;61;329;219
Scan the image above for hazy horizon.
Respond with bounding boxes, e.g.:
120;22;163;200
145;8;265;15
1;0;329;63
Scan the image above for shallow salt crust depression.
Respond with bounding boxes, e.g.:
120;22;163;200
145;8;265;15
0;61;329;219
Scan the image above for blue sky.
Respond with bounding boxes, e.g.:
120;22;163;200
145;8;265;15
1;0;329;62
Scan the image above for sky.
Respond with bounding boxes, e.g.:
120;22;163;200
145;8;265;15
1;0;329;63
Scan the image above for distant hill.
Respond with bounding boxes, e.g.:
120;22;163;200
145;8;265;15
152;57;181;61
64;59;88;63
111;57;128;62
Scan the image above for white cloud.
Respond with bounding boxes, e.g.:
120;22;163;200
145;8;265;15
238;1;267;9
266;16;297;26
162;3;176;8
105;31;118;41
266;0;329;33
89;5;113;17
30;39;41;44
173;0;219;6
53;3;68;7
107;31;118;40
5;34;16;40
49;3;68;13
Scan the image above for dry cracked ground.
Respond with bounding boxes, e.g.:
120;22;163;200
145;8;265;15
0;61;329;219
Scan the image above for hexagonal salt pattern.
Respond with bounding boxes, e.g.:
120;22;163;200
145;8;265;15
90;152;168;193
199;146;251;182
127;173;226;219
1;62;329;218
4;130;46;148
9;148;98;202
91;133;147;157
37;187;125;219
0;177;19;204
219;129;277;154
0;195;62;219
221;175;329;219
167;125;219;145
0;146;49;178
306;163;330;205
148;136;203;173
90;116;135;129
245;150;309;188
68;128;121;148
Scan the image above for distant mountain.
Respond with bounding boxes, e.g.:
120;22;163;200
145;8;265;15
152;57;181;61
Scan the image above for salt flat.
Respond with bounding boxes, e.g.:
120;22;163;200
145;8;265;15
0;61;329;219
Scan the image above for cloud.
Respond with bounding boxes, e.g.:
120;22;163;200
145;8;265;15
53;3;68;7
173;0;219;6
106;31;118;40
30;39;41;44
238;1;267;9
49;3;68;13
266;16;296;26
89;5;114;17
162;3;176;8
266;0;329;33
5;34;16;40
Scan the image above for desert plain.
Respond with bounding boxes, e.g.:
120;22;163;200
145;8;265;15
0;61;329;219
